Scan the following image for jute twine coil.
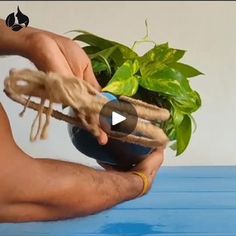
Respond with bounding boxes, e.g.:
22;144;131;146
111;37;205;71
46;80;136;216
4;69;170;148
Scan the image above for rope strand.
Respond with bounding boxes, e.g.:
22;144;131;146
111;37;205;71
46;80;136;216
4;69;170;148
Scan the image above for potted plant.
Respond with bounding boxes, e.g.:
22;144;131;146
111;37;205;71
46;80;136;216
68;23;202;168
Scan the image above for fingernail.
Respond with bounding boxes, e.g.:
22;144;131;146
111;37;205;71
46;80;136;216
98;137;105;145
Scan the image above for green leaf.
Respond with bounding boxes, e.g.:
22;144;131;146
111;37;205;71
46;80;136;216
73;31;114;50
139;67;201;114
102;60;139;96
172;90;201;113
173;108;184;127
109;60;139;82
139;43;185;77
90;46;119;75
118;45;138;61
73;30;138;66
82;46;100;55
132;59;140;74
90;45;118;60
103;76;139;96
176;114;192;155
165;121;176;141
109;61;133;81
139;68;189;97
92;60;108;74
171;62;203;78
93;55;112;75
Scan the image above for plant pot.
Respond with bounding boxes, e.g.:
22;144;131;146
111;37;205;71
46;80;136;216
68;93;152;169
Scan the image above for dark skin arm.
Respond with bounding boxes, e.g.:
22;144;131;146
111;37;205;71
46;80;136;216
0;20;164;222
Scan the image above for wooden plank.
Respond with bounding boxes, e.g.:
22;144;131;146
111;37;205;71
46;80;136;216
116;192;236;209
0;234;236;236
150;167;236;192
1;167;236;236
1;233;236;236
1;209;236;235
151;177;236;192
157;166;236;178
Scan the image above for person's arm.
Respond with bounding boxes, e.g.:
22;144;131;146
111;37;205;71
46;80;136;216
0;20;164;222
0;104;163;222
0;18;108;144
0;19;35;56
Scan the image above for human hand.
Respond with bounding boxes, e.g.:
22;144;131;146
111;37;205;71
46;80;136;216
131;148;164;193
99;148;164;195
24;30;108;145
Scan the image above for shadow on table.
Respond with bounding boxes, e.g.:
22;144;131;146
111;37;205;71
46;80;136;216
100;222;166;235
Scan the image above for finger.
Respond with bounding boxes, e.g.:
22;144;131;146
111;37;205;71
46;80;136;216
87;112;108;145
98;113;111;145
146;148;164;168
148;149;164;177
97;128;108;145
62;41;101;91
32;37;74;77
44;54;73;77
134;148;164;174
83;63;101;91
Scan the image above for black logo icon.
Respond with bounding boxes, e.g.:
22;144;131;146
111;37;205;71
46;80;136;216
5;6;29;31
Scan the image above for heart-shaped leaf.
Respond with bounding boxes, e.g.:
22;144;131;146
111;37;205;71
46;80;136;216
176;114;192;155
139;68;189;97
102;60;139;96
171;62;203;78
139;43;185;77
103;76;139;96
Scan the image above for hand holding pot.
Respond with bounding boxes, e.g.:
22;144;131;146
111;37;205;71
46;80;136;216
7;27;108;145
100;148;164;195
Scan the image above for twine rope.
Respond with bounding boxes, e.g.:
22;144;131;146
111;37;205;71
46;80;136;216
4;69;170;148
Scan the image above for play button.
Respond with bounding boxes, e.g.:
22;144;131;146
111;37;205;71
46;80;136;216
99;98;138;138
112;111;126;126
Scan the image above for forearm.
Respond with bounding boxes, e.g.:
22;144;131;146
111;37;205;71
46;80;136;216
0;19;28;56
34;158;143;214
0;19;46;59
0;154;143;222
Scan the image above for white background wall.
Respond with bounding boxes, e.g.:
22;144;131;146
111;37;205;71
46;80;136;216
0;1;236;166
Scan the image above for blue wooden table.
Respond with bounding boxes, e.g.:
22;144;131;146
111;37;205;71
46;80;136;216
1;167;236;236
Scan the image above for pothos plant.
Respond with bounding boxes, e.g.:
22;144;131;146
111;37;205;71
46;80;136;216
71;22;203;156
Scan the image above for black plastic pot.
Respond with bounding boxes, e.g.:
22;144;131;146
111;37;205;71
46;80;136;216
68;93;152;169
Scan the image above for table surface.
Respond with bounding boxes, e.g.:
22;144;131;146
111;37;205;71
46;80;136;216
1;166;236;236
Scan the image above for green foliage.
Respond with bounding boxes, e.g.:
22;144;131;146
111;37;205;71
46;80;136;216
171;62;203;78
73;29;203;155
175;114;192;155
103;60;139;96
